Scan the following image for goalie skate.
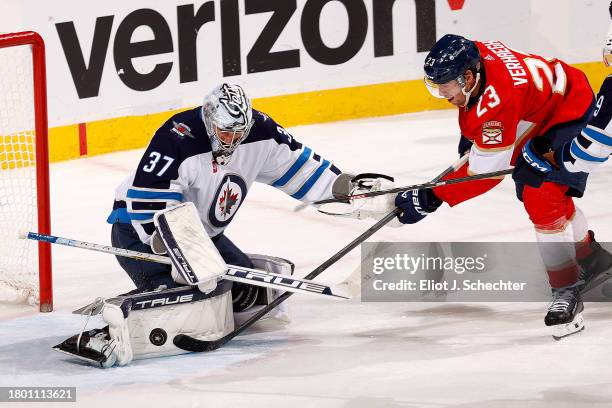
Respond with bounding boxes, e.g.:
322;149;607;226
53;327;117;368
545;286;585;340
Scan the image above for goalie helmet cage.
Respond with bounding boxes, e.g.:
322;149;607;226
0;31;52;312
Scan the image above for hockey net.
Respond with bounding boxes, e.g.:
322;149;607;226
0;32;52;311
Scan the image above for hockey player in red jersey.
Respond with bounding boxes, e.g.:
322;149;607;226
394;34;611;339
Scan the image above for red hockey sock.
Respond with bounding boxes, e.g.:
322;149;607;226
575;233;593;260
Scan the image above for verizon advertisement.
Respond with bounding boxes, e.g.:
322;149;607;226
1;0;608;126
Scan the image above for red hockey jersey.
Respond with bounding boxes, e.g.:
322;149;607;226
434;40;593;206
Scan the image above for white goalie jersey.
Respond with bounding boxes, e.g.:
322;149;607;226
107;107;342;244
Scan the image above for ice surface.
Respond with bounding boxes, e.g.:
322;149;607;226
1;110;612;407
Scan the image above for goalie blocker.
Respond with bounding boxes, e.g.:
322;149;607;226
55;253;294;368
152;202;300;312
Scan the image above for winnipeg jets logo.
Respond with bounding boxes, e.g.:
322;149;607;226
220;83;249;123
209;174;248;228
219;186;239;217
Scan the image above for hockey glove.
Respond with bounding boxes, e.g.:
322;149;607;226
320;173;396;221
457;135;473;157
330;173;394;200
395;188;442;224
512;137;558;188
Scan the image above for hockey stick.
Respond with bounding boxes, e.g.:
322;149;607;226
173;209;402;352
341;154;470;287
309;167;511;207
173;155;470;352
24;232;349;300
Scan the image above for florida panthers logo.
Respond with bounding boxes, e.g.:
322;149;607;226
482;121;504;145
209;174;247;228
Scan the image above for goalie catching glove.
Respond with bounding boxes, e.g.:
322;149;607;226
318;173;398;222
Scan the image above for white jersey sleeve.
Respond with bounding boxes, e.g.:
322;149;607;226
561;75;612;173
254;114;342;202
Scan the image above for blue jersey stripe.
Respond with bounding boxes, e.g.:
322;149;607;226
582;126;612;147
128;212;156;221
106;207;131;224
570;140;609;162
272;147;312;187
292;160;330;200
127;189;184;201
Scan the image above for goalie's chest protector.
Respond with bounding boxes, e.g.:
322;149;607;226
177;141;269;237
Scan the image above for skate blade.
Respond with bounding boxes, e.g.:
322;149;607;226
53;345;106;368
551;312;585;340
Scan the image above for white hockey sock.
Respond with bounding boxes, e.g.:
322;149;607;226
569;207;589;243
570;207;595;261
535;218;578;289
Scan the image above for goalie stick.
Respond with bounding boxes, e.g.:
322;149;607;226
24;232;349;300
173;155;470;352
173;209;402;352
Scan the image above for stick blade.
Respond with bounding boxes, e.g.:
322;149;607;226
173;334;224;352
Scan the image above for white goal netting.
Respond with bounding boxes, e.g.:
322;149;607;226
0;42;40;305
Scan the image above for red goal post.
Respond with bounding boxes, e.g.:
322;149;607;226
0;31;52;312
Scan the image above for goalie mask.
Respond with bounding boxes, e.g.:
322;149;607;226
203;83;254;165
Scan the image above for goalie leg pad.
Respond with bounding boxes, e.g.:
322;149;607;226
120;282;234;362
233;254;295;326
55;283;234;367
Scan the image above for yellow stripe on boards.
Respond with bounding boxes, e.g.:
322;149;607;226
48;124;80;162
45;61;610;163
251;79;451;128
86;110;183;157
574;61;609;90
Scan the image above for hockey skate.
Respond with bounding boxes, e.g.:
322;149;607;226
545;285;584;340
53;327;118;368
578;231;612;294
54;297;123;368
